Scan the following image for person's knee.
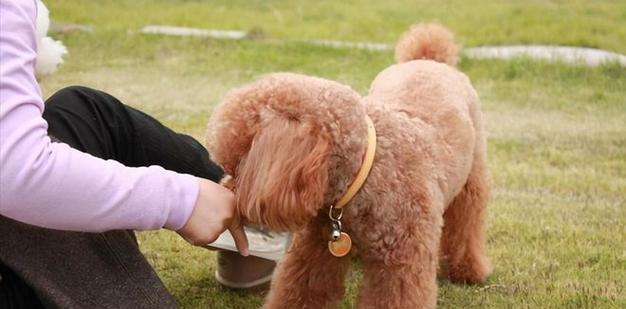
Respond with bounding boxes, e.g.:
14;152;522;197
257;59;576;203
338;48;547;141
43;86;94;123
43;86;123;123
45;85;96;107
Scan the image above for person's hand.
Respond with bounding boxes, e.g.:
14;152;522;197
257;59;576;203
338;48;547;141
177;178;249;256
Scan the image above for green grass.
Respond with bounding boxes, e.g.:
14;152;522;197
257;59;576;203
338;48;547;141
51;0;626;53
39;1;626;308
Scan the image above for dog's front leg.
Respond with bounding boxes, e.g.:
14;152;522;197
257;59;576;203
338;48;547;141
357;260;438;309
355;208;442;309
264;220;351;309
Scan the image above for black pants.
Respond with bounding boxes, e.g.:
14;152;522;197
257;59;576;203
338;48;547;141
0;86;224;308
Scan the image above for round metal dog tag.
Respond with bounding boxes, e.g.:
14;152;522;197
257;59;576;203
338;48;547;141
328;232;352;257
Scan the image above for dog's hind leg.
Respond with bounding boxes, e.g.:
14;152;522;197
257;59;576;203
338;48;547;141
264;218;351;309
439;140;491;284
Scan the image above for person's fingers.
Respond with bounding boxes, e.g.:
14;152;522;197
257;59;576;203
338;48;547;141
228;218;249;256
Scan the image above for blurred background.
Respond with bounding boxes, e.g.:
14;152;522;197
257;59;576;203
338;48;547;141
39;1;625;308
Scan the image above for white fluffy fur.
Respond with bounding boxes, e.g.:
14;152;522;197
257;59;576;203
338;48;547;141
35;0;67;77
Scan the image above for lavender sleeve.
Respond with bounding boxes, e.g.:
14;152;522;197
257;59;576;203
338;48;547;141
0;0;197;232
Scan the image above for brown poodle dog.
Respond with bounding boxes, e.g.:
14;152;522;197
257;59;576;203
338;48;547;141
207;23;491;309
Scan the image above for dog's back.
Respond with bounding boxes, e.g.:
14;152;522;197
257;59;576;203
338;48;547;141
365;23;484;206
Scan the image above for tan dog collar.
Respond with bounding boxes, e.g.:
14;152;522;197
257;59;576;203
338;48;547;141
334;115;377;209
328;115;377;257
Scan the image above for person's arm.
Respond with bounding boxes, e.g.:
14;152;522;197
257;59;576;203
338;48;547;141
0;0;235;241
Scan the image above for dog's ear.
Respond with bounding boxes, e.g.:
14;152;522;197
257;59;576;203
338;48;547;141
235;109;330;231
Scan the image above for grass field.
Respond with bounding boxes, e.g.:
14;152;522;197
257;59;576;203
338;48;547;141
41;1;625;308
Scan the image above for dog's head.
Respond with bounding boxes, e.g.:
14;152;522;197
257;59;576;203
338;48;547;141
207;73;369;231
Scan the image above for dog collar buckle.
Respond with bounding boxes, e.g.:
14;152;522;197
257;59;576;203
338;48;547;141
328;205;352;257
328;205;343;241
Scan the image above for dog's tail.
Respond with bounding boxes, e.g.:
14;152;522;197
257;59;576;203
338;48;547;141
394;23;459;66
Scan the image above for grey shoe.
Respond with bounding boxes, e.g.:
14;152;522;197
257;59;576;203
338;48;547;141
215;251;276;290
209;225;291;290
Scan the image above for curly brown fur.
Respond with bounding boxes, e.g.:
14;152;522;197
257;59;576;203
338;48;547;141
207;74;369;231
395;22;460;66
207;23;490;309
